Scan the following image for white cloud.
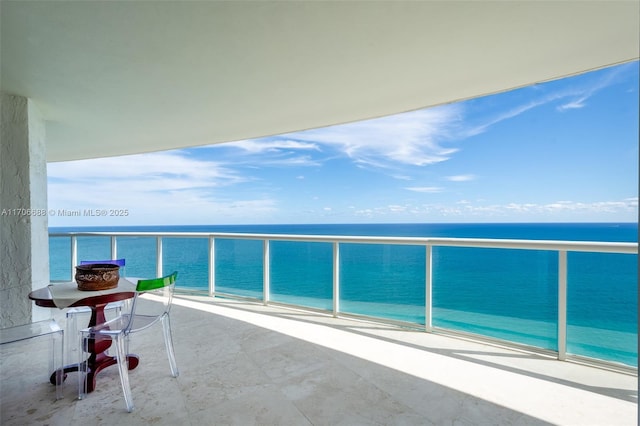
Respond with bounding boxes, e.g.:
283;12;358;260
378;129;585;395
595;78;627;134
464;64;632;137
350;198;637;222
464;100;548;137
47;151;278;225
557;99;586;111
446;174;476;182
280;106;463;167
221;139;320;153
471;199;638;218
256;155;323;167
405;186;443;193
48;151;243;187
391;174;412;181
207;139;323;167
556;65;628;112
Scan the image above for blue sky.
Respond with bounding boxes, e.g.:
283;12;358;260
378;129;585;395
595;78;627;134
48;61;639;226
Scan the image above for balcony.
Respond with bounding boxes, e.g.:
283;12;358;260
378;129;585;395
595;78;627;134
1;293;637;425
5;230;635;423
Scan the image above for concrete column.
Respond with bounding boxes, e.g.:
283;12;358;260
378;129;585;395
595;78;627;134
1;93;50;327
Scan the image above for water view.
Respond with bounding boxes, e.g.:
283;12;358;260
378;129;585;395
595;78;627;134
49;222;638;367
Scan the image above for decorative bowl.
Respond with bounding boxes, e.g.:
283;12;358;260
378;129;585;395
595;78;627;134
75;263;120;291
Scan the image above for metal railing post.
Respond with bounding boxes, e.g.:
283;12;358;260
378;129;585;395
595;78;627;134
209;236;215;297
110;235;117;259
71;235;78;272
156;236;163;278
558;250;568;361
263;240;270;305
425;244;433;332
333;242;340;317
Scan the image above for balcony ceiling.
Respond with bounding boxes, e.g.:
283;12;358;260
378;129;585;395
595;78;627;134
1;1;638;162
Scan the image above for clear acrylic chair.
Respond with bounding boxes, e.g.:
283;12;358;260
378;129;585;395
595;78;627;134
0;319;64;400
66;258;126;364
78;271;179;412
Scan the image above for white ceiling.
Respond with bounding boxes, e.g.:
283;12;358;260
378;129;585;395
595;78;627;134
1;1;638;162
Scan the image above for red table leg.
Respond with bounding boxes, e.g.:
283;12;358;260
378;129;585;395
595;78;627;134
49;302;139;392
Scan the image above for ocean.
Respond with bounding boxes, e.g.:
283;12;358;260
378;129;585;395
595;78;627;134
49;222;638;366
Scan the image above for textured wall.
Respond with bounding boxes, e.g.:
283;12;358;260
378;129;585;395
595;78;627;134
0;93;50;327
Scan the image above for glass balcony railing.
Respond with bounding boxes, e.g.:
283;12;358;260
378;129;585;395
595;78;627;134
49;231;638;371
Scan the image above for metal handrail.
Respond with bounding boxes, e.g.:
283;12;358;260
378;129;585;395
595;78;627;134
49;231;639;253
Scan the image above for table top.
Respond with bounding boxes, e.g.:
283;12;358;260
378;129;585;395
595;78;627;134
29;278;138;309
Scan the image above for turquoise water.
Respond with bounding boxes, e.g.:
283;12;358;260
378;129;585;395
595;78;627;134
49;223;638;366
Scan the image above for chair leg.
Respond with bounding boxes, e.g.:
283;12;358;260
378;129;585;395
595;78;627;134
121;298;131;314
161;315;179;377
114;334;134;412
78;331;87;400
66;310;79;365
50;327;64;400
103;304;122;357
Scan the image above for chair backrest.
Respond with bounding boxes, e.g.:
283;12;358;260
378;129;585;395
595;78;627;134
135;272;177;292
80;258;126;276
126;271;178;334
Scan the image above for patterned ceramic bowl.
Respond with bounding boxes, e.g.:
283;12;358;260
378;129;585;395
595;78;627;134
75;263;120;291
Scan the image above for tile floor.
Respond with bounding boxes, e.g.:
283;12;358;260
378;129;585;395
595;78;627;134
1;294;637;425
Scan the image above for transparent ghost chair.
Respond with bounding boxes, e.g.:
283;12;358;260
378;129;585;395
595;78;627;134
78;271;179;412
0;319;65;400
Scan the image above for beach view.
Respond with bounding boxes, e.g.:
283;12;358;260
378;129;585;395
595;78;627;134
3;3;638;423
45;62;639;367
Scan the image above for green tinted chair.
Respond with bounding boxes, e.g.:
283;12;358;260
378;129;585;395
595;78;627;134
78;272;179;412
